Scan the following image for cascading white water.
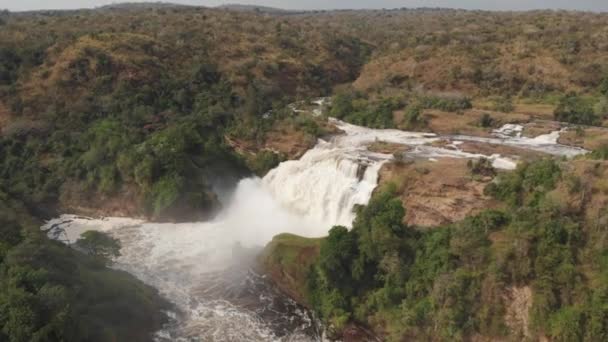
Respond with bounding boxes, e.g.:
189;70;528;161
44;179;325;342
263;147;384;228
43;108;589;341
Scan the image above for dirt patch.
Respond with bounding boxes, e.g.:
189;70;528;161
504;286;532;340
379;158;501;227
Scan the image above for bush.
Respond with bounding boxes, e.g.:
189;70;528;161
329;93;398;129
402;104;425;129
591;144;608;160
75;231;121;265
485;159;561;206
467;158;496;177
554;94;599;125
248;150;282;176
478;113;495;128
491;96;514;113
419;95;472;112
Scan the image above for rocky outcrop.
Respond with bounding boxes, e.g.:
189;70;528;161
378;158;500;227
258;233;321;306
57;180;221;223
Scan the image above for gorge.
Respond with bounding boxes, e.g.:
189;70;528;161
42;113;587;341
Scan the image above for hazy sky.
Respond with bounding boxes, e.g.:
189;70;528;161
2;0;608;12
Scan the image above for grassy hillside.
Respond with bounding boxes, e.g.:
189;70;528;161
2;7;608;220
0;7;371;220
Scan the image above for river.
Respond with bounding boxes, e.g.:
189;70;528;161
42;111;587;341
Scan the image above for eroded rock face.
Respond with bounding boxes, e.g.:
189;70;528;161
504;286;533;340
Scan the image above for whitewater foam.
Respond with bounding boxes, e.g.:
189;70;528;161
41;111;589;341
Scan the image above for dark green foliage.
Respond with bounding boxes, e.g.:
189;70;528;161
554;93;599;125
402;104;425;130
491;96;514;113
294;115;323;137
308;185;411;329
319;226;357;290
330;94;471;130
467;158;496;177
485;159;561;206
0;55;246;219
599;76;608;96
418;95;472;113
329;93;355;120
248;150;283;176
329;92;398;128
591;144;608;160
75;231;121;265
478;113;495;128
307;186;512;340
0;195;168;342
307;160;607;341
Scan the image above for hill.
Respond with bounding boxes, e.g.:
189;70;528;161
1;6;608;341
217;3;291;13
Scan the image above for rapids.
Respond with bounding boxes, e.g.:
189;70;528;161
42;107;588;341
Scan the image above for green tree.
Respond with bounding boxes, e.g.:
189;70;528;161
75;231;121;265
318;226;357;290
554;94;598;125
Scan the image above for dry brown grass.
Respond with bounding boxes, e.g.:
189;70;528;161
378;158;501;227
513;103;556;120
424;108;530;136
264;121;317;159
367;141;411;154
558;127;608;150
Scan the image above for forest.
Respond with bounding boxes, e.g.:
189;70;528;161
308;159;608;341
1;4;608;341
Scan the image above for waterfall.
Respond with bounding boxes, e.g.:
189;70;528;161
41;115;588;341
263;146;384;228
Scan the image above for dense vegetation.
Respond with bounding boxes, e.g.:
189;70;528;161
308;159;608;341
0;7;372;341
0;6;371;221
0;192;168;342
2;6;608;220
329;91;472;129
2;5;608;341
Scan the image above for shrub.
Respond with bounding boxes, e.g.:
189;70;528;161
248;150;282;176
554;94;599;125
75;231;121;265
591;144;608;160
467;158;496;177
478;113;495;128
491;96;514;113
419;95;472;113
